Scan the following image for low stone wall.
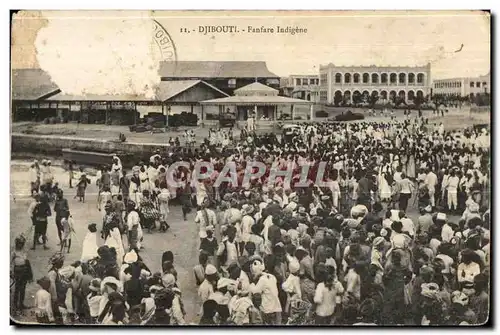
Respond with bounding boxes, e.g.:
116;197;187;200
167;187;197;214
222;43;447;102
11;133;169;166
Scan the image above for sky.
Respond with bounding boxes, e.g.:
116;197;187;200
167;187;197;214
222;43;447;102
11;10;490;96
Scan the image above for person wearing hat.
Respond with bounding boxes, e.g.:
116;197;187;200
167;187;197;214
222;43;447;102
371;236;386;285
200;225;218;265
198;264;218;311
159;274;186;325
209;277;235;323
248;255;282;325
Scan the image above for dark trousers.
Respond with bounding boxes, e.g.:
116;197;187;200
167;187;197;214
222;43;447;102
33;220;48;248
55;215;63;243
13;278;27;309
399;193;411;212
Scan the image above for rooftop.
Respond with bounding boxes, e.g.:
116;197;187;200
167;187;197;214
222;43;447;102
234;82;278;93
12;69;60;100
46;80;229;102
159;61;279;79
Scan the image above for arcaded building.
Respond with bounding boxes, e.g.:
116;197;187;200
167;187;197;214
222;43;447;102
318;63;432;105
433;72;490;99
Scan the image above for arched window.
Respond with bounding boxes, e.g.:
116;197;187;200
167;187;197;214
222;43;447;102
362;73;370;84
399;73;406;84
344;73;351;84
381;73;388;84
353;73;360;83
335;73;342;84
408;73;415;84
371;73;379;84
390;73;397;84
417;73;425;84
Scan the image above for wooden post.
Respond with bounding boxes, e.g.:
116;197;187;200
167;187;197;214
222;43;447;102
162;104;166;126
290;104;294;121
201;104;204;128
166;105;170;127
134;102;137;125
106;101;109;125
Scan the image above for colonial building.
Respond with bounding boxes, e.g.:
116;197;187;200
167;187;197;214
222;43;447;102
280;74;320;102
12;61;281;124
318;63;432;105
200;81;313;126
159;61;280;95
433;72;490;99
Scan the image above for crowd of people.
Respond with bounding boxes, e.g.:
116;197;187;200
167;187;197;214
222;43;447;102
11;116;490;325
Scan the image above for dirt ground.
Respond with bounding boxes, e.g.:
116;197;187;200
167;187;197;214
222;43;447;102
9;109;489;324
10;159;468;325
11;108;489;146
10;162;201;324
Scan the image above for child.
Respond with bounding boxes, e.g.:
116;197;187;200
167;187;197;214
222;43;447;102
34;276;55;324
60;215;75;253
75;171;91;203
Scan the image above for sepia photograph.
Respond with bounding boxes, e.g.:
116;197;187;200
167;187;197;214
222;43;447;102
9;10;491;326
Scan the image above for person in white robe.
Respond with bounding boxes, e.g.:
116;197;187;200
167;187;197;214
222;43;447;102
111;156;123;179
139;169;151;193
105;226;125;267
81;223;99;262
157;186;171;223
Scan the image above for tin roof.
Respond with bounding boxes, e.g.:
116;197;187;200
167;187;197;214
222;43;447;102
159;61;279;79
46;80;228;102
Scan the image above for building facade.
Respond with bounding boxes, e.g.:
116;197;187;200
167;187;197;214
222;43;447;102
281;75;320;102
12;61;281;123
433;72;490;99
318;63;432;105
